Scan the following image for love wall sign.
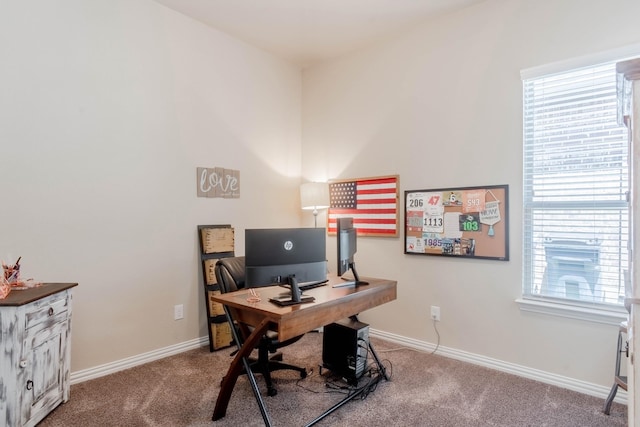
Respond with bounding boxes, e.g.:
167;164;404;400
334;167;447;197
197;167;240;198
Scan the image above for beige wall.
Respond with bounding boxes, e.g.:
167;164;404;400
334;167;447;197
0;0;303;371
3;0;640;394
302;0;640;388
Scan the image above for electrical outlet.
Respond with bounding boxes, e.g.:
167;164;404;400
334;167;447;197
430;305;441;322
174;304;184;320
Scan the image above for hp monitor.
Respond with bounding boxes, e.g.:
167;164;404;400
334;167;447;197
245;227;327;301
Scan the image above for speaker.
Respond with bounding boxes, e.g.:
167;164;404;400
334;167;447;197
322;318;369;384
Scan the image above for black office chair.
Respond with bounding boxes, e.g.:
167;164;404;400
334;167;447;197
214;256;307;396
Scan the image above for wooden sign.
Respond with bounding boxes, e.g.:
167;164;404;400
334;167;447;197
404;184;509;260
197;167;240;198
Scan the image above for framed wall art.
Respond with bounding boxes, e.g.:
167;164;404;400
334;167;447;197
328;175;399;237
404;184;509;260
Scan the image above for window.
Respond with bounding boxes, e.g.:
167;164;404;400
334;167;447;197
522;61;629;310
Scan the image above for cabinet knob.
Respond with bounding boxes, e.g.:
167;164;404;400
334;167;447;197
48;307;54;316
19;360;27;368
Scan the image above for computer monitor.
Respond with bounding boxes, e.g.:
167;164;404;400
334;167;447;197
245;227;327;300
337;217;368;286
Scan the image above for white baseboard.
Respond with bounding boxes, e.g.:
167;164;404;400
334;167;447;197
70;336;209;384
69;331;627;406
369;328;627;405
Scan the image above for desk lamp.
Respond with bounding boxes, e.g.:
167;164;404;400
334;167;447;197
300;182;330;227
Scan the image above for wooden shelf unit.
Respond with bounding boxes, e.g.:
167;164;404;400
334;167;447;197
198;224;235;352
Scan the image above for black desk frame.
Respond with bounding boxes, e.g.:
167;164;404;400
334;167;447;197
220;305;389;427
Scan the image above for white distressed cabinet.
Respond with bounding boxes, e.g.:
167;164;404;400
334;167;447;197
0;283;77;427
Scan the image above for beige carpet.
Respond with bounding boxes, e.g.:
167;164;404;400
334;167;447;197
40;333;627;426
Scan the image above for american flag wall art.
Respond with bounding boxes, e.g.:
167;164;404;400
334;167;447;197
328;175;399;237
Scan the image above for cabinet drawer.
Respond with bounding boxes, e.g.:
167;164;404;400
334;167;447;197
25;293;69;330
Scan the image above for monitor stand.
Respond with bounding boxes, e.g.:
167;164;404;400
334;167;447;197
334;263;369;288
288;275;302;302
350;262;369;286
269;275;315;306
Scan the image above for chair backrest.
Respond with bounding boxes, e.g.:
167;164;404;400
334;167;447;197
214;257;246;293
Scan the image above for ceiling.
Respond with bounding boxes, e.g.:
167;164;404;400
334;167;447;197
154;0;485;67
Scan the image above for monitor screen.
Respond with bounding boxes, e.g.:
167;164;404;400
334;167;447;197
337;218;368;286
245;227;327;287
337;217;357;277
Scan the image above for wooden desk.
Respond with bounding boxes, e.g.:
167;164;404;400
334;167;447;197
211;275;397;425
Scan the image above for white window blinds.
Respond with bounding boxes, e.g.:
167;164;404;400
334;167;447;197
522;62;629;307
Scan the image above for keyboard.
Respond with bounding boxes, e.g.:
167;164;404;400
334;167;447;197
299;279;329;291
279;279;328;291
269;295;315;306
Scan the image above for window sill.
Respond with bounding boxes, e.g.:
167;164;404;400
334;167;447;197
516;298;627;326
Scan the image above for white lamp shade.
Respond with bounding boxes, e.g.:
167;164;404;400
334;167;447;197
300;182;330;210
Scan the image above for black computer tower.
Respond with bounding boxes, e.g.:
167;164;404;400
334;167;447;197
322;318;369;384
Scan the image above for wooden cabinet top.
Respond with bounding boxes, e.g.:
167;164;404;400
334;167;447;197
0;283;78;306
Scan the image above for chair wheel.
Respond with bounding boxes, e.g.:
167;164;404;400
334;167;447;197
267;387;278;397
300;369;307;379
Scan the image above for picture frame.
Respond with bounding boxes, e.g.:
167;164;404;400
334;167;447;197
404;184;509;260
328;175;400;237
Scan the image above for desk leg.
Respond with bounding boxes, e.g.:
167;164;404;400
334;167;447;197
212;316;273;425
301;316;391;426
305;338;388;427
242;353;273;426
304;372;384;427
368;341;389;381
349;315;389;380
